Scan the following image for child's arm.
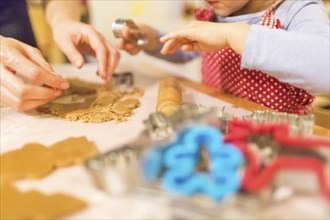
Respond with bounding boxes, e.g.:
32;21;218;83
241;1;329;95
160;1;329;95
116;22;198;63
160;22;250;55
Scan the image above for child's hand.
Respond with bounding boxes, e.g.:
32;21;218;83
160;21;250;55
116;22;159;55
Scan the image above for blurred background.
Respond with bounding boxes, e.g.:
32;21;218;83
26;0;330;128
27;0;203;64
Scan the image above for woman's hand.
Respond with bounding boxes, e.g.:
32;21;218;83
116;21;159;55
52;21;120;82
0;36;69;111
160;21;250;55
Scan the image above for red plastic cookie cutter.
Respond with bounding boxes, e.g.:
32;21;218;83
224;119;330;200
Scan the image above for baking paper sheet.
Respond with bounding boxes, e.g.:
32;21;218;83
0;62;252;219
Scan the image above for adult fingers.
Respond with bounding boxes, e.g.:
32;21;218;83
0;84;20;109
58;37;85;68
104;43;120;82
0;84;50;112
86;31;108;79
0;67;61;101
2;52;69;90
25;46;54;72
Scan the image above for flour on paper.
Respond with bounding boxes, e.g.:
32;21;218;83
38;79;144;123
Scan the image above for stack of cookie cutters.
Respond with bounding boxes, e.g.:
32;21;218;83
245;110;315;136
84;106;255;217
85;105;230;193
85;106;329;218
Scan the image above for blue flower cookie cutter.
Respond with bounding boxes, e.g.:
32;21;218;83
142;125;243;201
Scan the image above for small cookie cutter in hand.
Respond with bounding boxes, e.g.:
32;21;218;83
112;18;148;46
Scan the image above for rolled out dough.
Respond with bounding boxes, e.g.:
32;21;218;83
38;79;144;123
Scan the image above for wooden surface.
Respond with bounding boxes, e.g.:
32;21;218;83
178;77;330;138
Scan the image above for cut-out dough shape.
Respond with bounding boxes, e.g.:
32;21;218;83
1;137;97;183
1;183;87;220
38;78;144;123
1;137;97;219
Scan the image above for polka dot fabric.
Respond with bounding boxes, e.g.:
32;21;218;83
196;0;314;114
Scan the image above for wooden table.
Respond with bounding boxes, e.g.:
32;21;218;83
178;77;330;138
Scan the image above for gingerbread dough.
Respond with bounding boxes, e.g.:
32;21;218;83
1;137;97;219
38;79;144;123
1;184;86;220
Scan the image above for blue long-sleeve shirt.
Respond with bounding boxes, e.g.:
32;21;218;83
0;0;37;47
146;0;329;95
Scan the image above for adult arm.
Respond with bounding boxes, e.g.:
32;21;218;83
45;0;120;81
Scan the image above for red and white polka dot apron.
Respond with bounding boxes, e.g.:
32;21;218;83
195;1;314;114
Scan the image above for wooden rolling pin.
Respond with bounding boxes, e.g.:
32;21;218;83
156;77;182;116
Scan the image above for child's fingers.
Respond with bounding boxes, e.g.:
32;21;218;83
160;32;183;43
128;47;141;55
161;38;188;54
160;28;195;43
117;37;141;54
124;42;141;54
181;43;195;52
116;38;125;49
161;39;177;54
122;25;141;43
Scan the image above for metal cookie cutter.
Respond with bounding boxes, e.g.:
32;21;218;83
245;110;315;136
144;105;234;144
111;72;134;92
85;106;254;219
165;105;233;134
112;18;148;46
85;106;230;193
85;145;143;195
52;86;97;105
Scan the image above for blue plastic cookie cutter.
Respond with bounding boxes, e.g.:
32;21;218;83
142;125;243;201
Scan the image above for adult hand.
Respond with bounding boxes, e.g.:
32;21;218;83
52;21;120;82
116;22;159;55
160;22;250;55
0;36;69;111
